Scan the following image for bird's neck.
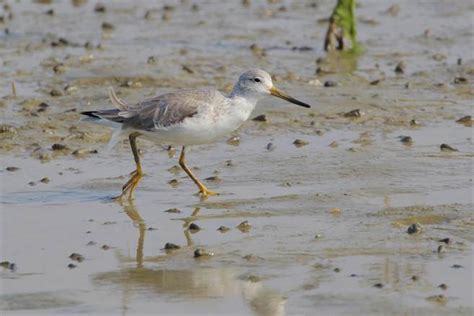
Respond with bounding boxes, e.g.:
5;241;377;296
229;94;257;106
229;88;260;106
227;93;258;122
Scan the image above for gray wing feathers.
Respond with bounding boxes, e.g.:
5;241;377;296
108;87;128;111
122;89;215;131
84;88;219;131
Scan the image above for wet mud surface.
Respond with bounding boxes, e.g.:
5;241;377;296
1;0;473;315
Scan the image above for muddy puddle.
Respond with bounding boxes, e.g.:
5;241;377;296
1;0;473;315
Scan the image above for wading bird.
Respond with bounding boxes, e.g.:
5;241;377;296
81;69;311;200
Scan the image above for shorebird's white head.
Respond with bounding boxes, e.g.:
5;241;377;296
231;69;311;108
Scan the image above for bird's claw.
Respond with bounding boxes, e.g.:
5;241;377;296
195;189;220;198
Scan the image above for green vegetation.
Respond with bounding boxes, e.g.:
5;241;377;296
324;0;362;53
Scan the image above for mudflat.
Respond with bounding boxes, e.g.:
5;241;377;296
1;1;472;315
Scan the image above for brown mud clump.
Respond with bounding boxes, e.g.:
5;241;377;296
69;253;84;262
407;223;423;234
343;109;362;118
188;223;201;232
440;144;458;152
456;115;472;127
237;220;252;232
164;243;181;250
194;249;214;258
252;114;267;122
293;139;309;148
217;226;230;233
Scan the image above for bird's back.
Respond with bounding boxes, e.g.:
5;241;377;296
123;88;226;131
82;88;228;132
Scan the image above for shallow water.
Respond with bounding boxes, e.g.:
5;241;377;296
1;0;473;315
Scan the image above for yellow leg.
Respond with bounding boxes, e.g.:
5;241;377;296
122;200;145;268
178;146;219;197
115;132;143;200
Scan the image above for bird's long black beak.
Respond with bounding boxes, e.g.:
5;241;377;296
270;87;311;108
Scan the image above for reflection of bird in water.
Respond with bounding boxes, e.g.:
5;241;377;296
95;201;286;316
121;201;146;268
81;69;311;200
179;207;201;246
242;281;287;316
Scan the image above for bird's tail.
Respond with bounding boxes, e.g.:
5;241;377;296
80;87;130;150
80;86;131;124
80;109;124;125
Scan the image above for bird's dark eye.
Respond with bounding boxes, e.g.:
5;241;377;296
254;78;261;83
